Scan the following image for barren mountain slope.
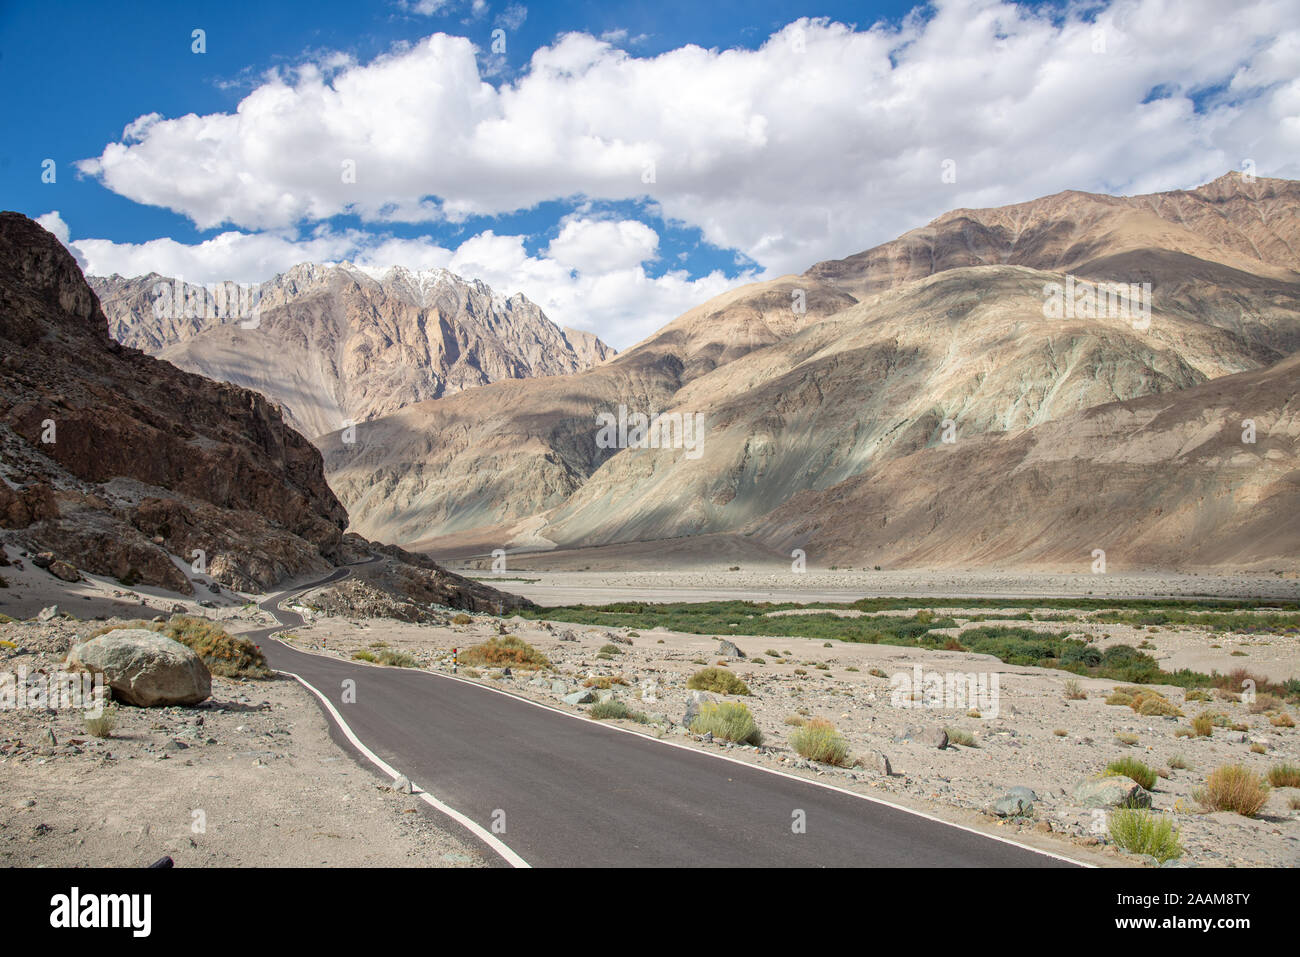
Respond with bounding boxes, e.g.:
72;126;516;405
0;214;530;610
744;351;1300;572
534;262;1293;548
316;175;1300;563
90;265;616;439
322;275;856;543
807;173;1300;295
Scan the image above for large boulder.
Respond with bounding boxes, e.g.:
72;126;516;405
66;629;211;707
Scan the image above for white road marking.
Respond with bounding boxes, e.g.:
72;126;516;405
263;574;1090;868
278;667;530;869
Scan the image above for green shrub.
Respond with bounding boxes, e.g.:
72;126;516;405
1108;809;1183;862
945;727;978;748
686;667;750;695
789;718;851;766
352;650;377;662
1105;756;1158;791
84;709;117;738
597;643;623;656
691;701;762;744
375;649;419;668
589;699;647;722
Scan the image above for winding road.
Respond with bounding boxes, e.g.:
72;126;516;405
244;563;1085;868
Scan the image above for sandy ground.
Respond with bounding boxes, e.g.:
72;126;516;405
443;567;1300;607
274;604;1300;868
5;542;1298;867
0;613;487;868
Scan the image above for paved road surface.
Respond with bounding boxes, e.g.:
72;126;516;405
246;565;1083;868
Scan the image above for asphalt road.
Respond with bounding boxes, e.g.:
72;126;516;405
246;566;1083;868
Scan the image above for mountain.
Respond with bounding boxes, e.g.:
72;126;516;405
0;212;531;610
319;174;1300;570
746;351;1300;570
89;264;615;440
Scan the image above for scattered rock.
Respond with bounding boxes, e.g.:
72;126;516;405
717;640;746;658
563;689;595;706
36;605;59;622
1072;776;1153;809
993;786;1038;817
683;689;717;728
393;775;412;794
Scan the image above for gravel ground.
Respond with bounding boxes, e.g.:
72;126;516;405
0;616;488;868
276;604;1300;868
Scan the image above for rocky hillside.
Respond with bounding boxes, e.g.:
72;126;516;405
0;212;531;609
90;264;615;439
322;175;1300;571
746;351;1300;570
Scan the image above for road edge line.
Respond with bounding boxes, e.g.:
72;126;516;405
278;667;531;869
269;634;1091;868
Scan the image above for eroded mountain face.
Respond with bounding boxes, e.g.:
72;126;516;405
0;213;532;609
321;175;1300;570
90;264;615;440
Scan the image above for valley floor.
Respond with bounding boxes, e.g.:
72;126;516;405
274;594;1300;868
441;566;1300;607
3;551;1298;867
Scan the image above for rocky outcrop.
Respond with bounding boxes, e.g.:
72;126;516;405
0;481;58;528
300;556;534;617
0;211;348;593
90;264;617;439
0;213;534;612
66;629;211;707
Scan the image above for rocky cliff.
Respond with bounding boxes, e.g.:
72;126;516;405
0;212;531;608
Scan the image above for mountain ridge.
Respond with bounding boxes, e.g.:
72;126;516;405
320;173;1300;571
89;262;617;439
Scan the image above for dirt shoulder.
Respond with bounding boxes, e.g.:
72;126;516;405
0;616;487;868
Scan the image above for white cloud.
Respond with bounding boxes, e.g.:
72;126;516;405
545;218;658;273
71;0;1300;342
35;210;71;244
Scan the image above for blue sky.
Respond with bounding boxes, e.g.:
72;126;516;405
2;0;1296;347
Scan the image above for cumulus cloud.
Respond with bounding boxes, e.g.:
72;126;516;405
35;210;71;244
70;0;1300;342
545;218;659;273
